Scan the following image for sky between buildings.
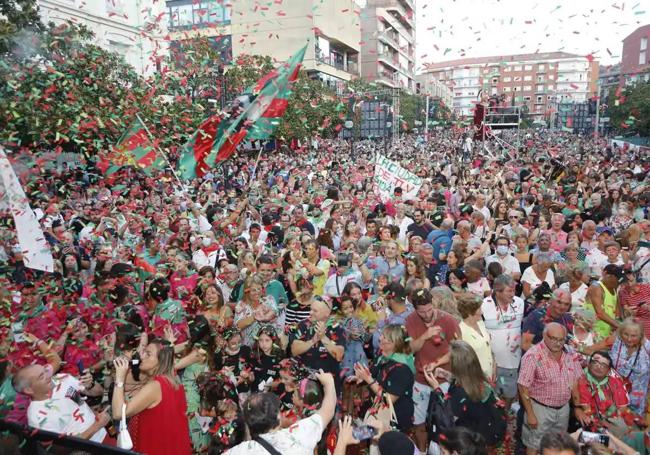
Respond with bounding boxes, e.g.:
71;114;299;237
402;0;650;70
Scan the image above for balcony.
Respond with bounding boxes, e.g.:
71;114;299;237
384;3;414;30
377;71;398;88
378;31;400;51
399;0;415;11
378;52;400;70
315;52;359;75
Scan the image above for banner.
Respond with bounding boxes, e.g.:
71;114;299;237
373;154;422;202
0;147;54;272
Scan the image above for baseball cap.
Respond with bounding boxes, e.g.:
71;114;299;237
596;226;614;236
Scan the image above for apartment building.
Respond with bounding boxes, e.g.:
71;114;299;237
359;0;416;93
415;73;454;108
421;52;599;119
166;0;360;93
38;0;168;75
621;24;650;85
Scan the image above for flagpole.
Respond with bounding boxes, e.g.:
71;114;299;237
249;145;264;184
135;112;185;191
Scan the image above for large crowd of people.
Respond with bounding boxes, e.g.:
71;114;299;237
0;128;649;455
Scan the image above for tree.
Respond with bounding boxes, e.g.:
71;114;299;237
607;80;650;137
0;21;151;156
0;0;43;54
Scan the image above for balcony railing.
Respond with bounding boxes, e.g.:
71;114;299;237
315;53;359;75
378;52;400;70
378;31;400;50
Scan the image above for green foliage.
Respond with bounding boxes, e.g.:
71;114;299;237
0;0;43;54
0;21;150;156
608;81;650;137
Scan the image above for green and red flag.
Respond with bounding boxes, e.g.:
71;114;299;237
97;117;164;176
177;44;307;180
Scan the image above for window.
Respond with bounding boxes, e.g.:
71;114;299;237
504;66;510;72
503;87;511;92
538;64;546;71
524;75;532;81
523;85;532;91
536;84;544;92
513;65;522;71
537;75;544;82
537;95;543;103
513;86;519;91
641;37;648;51
640;51;646;65
524;65;533;70
492;77;498;84
514;76;521;82
548;63;555;69
549;74;554;80
523;96;531;101
503;76;511;82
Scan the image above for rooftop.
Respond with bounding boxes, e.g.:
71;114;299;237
422;51;585;72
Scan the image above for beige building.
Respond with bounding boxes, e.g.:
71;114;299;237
39;0;168;75
166;0;360;93
359;0;416;92
415;74;454;109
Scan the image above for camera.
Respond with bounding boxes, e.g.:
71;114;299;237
337;253;351;268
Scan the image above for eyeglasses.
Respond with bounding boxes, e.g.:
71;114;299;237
590;359;610;368
509;216;519;219
545;335;566;344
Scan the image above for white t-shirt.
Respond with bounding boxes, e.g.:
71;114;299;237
226;413;323;455
486;254;521;278
520;266;555;291
559;281;589;313
27;374;106;443
481;296;525;369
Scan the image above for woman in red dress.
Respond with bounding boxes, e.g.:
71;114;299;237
112;339;191;455
473;90;491;141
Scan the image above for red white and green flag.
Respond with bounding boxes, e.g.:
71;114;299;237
177;44;307;180
97;117;165;176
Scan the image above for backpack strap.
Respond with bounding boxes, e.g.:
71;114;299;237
254;436;282;455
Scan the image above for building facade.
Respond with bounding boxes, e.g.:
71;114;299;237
621;24;650;85
421;52;599;120
415;73;453;108
359;0;416;93
166;0;360;94
598;63;621;103
38;0;168;75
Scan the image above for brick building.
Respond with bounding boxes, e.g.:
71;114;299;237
420;52;599;120
621;24;650;85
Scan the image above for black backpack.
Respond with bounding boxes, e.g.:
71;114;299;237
425;389;456;442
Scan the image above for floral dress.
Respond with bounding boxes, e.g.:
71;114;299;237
610;337;650;415
181;361;210;452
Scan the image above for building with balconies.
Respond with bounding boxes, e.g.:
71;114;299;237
621;24;650;85
359;0;416;93
421;52;598;119
166;0;360;94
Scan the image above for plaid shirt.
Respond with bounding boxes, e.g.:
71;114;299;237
518;342;584;407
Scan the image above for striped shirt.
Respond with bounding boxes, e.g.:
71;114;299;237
284;300;311;328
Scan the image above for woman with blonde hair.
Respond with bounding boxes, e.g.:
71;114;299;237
424;340;506;447
112;339;191;454
457;294;495;381
610;318;650;416
431;286;460;320
234;273;281;347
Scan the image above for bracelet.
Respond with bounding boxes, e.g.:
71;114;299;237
368;380;377;387
115;381;124;389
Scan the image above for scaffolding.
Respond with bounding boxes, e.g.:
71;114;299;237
481;104;524;153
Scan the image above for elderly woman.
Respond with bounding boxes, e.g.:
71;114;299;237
521;252;556;299
610;318;650;416
558;262;590;312
555;242;585;285
457;294;494;381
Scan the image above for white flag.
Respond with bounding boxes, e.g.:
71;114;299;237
373;154;423;202
0;146;54;272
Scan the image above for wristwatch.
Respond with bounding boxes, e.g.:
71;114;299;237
115;381;125;389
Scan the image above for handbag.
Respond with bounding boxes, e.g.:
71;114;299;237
117;403;133;450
